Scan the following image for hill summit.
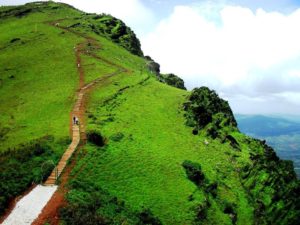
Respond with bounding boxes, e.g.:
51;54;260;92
0;2;299;225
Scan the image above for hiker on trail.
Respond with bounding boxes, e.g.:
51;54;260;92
75;117;79;125
73;116;76;125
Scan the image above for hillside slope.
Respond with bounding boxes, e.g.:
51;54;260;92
0;2;299;225
236;114;300;178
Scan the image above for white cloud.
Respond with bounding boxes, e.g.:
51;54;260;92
1;0;299;114
141;3;300;114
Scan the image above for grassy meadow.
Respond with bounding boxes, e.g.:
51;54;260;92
1;2;299;225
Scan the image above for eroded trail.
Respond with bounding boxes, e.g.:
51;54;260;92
1;20;127;225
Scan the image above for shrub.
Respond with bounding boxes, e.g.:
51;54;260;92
110;132;124;142
0;136;61;215
87;130;105;146
160;73;186;90
205;182;218;198
138;209;162;225
195;199;210;222
60;186;161;225
182;160;205;186
224;135;240;150
223;202;237;224
10;38;21;43
88;14;143;56
183;87;237;135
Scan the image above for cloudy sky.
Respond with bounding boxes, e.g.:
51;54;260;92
1;0;300;115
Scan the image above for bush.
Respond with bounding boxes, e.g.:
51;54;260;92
160;73;186;90
0;136;61;215
241;138;300;224
205;182;218;198
110;132;124;142
195;199;210;222
182;160;205;186
87;130;105;146
223;202;237;224
88;14;143;56
138;209;162;225
60;186;162;225
183;87;237;135
224;135;240;150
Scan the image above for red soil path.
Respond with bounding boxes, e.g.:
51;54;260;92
3;20;128;225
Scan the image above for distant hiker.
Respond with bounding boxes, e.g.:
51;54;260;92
73;116;76;125
77;63;80;68
75;117;79;125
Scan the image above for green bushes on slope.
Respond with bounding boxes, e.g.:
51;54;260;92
241;138;300;225
60;166;162;225
0;136;67;214
87;14;143;56
183;87;237;138
183;86;300;224
159;73;186;90
87;130;106;147
182;160;206;186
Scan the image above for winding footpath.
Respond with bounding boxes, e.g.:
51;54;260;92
1;21;126;225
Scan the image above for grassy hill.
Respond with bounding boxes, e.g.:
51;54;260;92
0;2;299;225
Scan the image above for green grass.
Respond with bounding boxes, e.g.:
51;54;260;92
68;71;255;224
0;5;254;223
81;54;117;84
1;2;299;225
0;11;82;152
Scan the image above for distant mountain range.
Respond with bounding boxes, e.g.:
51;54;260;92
236;114;300;136
236;114;300;178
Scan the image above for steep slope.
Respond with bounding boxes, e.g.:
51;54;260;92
0;2;299;225
236;114;300;178
0;1;144;217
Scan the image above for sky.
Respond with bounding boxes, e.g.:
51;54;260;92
1;0;300;115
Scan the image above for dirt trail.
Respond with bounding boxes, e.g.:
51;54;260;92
35;22;127;224
44;20;127;186
2;20;128;225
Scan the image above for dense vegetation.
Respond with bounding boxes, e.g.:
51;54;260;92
86;14;143;56
61;175;161;224
0;1;83;217
184;86;300;224
0;136;67;214
236;114;300;178
0;2;299;224
159;73;186;90
184;87;237;139
241;138;300;225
